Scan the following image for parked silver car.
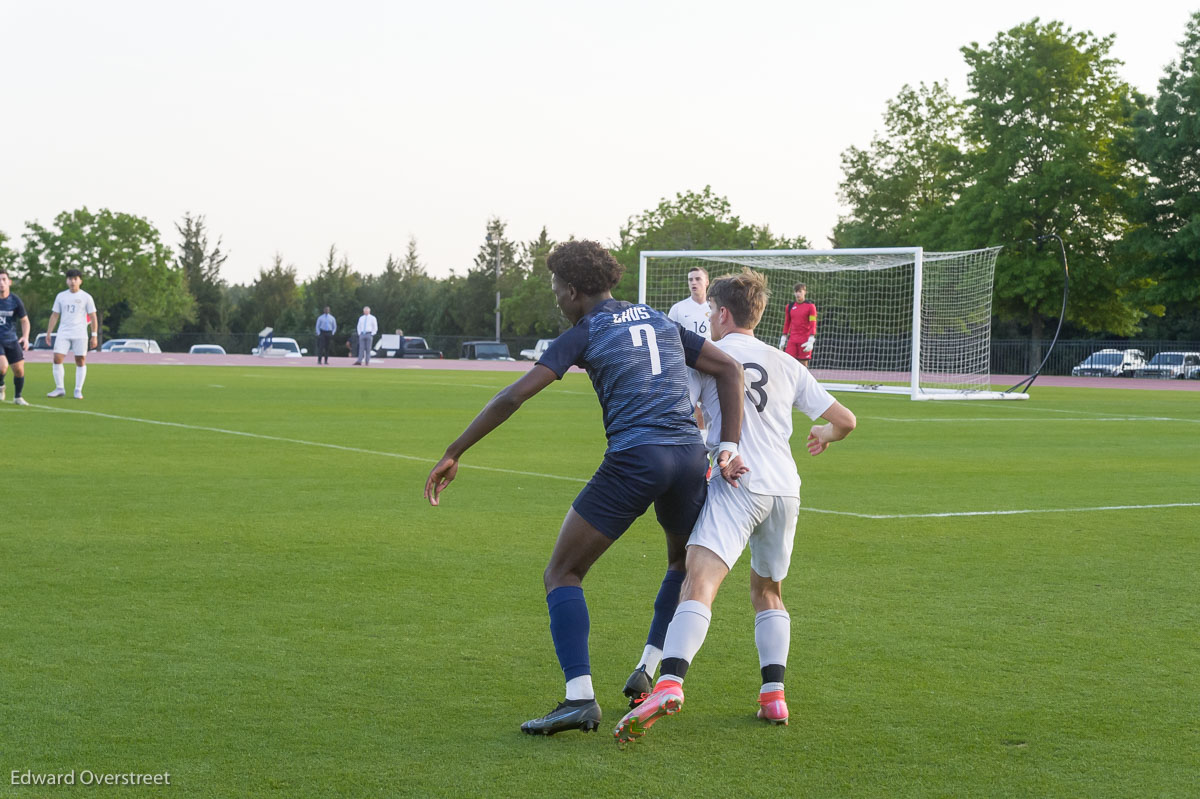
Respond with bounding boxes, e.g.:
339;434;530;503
1133;351;1200;379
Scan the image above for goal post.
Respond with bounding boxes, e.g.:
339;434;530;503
639;247;1027;401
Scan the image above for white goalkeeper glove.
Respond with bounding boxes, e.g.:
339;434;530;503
802;335;815;353
778;335;787;349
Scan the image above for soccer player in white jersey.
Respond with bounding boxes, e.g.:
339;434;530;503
45;269;99;399
667;267;711;339
615;268;857;742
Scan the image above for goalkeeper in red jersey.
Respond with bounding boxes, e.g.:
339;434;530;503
779;283;817;365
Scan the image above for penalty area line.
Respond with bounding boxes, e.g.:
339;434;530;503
800;502;1200;520
23;403;588;484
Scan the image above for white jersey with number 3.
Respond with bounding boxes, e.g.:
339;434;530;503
668;297;712;340
689;332;834;497
52;289;97;338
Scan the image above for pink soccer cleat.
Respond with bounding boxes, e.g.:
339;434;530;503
757;690;789;725
613;680;684;742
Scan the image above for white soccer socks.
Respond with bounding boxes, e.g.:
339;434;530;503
755;608;791;693
52;362;65;390
658;600;713;684
75;365;87;393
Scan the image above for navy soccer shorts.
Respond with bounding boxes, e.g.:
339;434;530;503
0;339;23;364
572;442;708;540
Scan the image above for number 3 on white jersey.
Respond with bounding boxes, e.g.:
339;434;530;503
630;324;661;375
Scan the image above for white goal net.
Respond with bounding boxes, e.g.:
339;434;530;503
639;247;1026;400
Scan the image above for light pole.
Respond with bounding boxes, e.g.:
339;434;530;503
487;230;501;341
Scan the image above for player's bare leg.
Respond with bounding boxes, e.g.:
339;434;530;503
750;569;790;725
521;508;612;735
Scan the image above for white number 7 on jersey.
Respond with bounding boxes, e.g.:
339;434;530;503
630;324;661;375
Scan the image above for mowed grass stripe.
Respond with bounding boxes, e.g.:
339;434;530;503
1;365;1196;798
13;398;1195;519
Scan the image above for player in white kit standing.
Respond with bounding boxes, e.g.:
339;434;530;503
666;267;712;340
615;268;857;742
45;269;99;399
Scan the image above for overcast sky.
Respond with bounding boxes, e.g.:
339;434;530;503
2;1;1195;284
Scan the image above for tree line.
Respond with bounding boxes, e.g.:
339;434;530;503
0;187;804;349
2;15;1196;345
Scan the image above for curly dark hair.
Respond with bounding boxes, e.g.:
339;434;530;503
546;240;625;295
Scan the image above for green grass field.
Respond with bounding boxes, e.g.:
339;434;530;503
2;364;1197;798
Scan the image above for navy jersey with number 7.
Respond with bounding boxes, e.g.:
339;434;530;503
538;299;706;453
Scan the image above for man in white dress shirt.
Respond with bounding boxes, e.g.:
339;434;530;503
615;267;857;742
354;306;379;366
45;269;99;399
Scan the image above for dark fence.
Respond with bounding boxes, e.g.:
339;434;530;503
137;332;556;360
991;339;1200;376
111;331;1200;374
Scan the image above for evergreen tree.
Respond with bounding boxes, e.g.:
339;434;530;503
175;213;229;336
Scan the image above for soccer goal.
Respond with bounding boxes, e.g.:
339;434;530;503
639;247;1027;401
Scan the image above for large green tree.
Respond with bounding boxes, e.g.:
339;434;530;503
611;187;809;300
834;82;967;248
176;213;229;337
19;207;194;337
1125;10;1200;338
956;20;1148;337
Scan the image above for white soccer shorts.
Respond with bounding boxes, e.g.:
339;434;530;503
688;476;800;582
53;336;88;356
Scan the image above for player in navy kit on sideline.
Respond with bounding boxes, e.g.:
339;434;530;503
424;240;745;736
0;268;32;405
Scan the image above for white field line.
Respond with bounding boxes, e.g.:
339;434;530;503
800;503;1200;520
862;415;1193;423
21;403;587;483
15;404;1198;519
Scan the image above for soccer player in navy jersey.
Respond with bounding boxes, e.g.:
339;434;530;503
0;268;32;405
424;240;745;735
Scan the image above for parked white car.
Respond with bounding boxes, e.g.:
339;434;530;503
251;337;307;357
189;344;227;355
519;338;555;361
1133;351;1200;379
100;338;162;353
1070;348;1146;377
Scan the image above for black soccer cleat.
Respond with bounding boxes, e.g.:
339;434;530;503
520;699;602;735
623;665;653;709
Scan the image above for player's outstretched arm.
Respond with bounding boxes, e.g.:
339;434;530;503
424;364;559;506
806;401;856;456
45;311;60;338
